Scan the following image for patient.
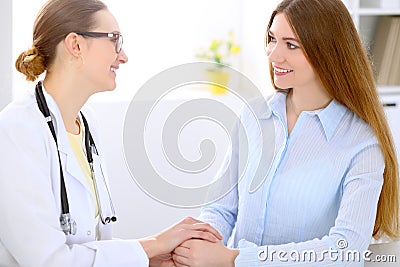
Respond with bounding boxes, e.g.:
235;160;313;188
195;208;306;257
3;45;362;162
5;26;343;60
172;0;399;266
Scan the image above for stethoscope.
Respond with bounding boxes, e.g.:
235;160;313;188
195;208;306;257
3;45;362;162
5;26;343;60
35;81;117;235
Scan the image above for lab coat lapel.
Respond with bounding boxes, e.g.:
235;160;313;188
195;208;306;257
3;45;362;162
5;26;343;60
42;89;93;195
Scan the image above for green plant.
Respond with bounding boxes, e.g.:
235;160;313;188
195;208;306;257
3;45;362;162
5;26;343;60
195;30;240;68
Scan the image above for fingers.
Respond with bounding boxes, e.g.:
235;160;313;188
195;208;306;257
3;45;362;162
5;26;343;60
173;243;191;267
155;217;222;256
185;222;222;240
181;216;208;225
174;262;189;267
173;245;190;256
172;253;190;266
157;253;173;260
174;217;222;243
150;259;175;267
187;224;222;241
184;229;220;243
180;217;222;238
181;216;199;223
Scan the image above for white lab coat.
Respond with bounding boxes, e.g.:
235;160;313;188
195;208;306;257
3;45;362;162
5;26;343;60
0;88;149;267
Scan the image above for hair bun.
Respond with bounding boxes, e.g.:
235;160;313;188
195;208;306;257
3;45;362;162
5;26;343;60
23;47;40;63
15;46;46;82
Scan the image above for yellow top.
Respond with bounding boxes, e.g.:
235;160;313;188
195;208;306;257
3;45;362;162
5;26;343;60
67;120;99;217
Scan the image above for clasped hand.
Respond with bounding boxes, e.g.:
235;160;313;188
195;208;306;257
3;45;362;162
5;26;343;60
143;217;237;267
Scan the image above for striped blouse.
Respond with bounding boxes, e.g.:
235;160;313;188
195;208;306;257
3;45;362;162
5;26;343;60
199;92;384;266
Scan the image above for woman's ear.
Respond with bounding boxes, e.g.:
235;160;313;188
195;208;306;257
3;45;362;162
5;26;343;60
64;32;83;58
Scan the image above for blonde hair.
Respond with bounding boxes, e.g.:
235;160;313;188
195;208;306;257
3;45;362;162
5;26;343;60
15;46;46;82
15;0;107;81
267;0;399;239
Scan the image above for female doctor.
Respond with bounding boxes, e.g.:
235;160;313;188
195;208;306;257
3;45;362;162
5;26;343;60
0;0;221;266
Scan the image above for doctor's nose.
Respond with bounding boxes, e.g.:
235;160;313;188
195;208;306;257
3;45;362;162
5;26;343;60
118;49;128;64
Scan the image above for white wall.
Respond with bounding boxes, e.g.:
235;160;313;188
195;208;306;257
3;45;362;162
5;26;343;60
241;0;278;96
12;0;45;99
102;0;276;100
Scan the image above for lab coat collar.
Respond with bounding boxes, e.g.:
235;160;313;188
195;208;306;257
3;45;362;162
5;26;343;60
40;84;94;195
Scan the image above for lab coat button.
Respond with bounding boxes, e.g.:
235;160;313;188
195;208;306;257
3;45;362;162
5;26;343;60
87;230;91;235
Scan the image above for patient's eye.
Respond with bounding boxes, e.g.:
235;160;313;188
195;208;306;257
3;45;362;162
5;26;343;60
268;34;276;43
287;42;299;49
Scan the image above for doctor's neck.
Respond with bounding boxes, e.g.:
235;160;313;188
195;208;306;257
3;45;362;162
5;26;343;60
43;75;91;135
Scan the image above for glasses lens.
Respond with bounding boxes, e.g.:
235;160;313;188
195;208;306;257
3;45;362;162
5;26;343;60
116;34;123;53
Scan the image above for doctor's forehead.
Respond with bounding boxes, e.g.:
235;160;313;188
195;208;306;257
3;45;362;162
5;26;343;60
92;9;121;32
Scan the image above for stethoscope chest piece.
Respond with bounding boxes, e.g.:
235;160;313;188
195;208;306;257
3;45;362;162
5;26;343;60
60;213;77;235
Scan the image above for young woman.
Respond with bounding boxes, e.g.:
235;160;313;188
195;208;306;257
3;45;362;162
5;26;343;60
173;0;399;266
0;0;220;266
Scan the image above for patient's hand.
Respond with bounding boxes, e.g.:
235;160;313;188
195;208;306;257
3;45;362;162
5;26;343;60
173;239;238;267
140;216;222;259
149;253;174;267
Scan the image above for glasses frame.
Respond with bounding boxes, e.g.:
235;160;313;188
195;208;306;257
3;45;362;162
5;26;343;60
75;31;123;53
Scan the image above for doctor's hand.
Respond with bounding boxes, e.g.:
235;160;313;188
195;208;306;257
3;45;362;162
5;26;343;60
139;216;222;260
173;239;239;267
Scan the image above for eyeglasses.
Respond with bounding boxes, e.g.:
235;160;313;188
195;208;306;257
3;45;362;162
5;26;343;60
75;31;123;53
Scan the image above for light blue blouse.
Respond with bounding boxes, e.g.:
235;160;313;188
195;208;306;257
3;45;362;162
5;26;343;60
199;92;384;266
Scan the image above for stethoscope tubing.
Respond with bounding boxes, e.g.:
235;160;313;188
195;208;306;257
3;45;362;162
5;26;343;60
35;81;117;235
35;82;70;216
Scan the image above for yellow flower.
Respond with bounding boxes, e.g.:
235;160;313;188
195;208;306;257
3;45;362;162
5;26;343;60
209;40;220;51
195;31;240;66
230;45;240;54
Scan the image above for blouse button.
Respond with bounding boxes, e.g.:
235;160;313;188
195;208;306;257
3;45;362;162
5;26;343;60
87;230;91;236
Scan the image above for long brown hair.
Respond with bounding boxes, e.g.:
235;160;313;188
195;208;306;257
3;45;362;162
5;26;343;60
267;0;399;239
15;0;107;81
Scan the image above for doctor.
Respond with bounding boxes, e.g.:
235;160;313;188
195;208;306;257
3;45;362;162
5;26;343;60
0;0;221;266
